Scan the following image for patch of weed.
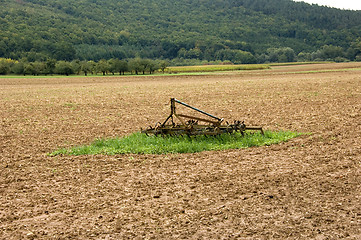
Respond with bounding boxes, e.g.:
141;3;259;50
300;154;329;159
50;130;302;156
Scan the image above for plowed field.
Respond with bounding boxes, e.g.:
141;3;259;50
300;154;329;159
1;62;360;239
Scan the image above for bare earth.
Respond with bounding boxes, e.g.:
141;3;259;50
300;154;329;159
1;62;360;239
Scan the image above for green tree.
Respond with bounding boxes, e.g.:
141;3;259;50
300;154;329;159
0;41;7;57
128;58;142;75
71;60;81;75
55;61;74;76
297;52;312;62
11;61;25;75
233;50;256;64
24;63;36;75
96;59;110;75
108;58;129;75
159;60;169;73
139;59;151;74
32;61;45;75
53;42;76;61
80;61;93;76
45;59;57;75
147;59;159;74
319;45;344;60
186;48;202;59
0;59;10;75
346;39;361;61
118;60;128;75
108;58;119;75
267;47;296;63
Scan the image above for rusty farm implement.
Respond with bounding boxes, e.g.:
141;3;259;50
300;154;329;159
141;98;263;136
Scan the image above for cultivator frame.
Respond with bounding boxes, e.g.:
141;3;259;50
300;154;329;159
141;98;263;136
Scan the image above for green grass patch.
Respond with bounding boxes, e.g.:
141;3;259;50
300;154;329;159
50;130;302;156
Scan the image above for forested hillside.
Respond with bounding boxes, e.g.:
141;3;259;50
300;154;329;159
1;0;361;63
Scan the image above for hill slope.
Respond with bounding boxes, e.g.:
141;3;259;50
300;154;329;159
1;0;361;61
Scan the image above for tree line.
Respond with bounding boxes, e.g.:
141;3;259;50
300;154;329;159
0;58;169;76
1;42;360;76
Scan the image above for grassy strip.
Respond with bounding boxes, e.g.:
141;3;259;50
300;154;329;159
165;64;270;73
50;130;302;156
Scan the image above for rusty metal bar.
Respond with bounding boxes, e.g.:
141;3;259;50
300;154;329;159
245;126;264;135
173;98;223;122
176;114;220;125
161;99;176;126
174;113;187;127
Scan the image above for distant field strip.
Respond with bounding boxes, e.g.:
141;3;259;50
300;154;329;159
165;64;270;73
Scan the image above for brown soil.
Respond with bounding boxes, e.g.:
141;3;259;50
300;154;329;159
1;62;360;239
